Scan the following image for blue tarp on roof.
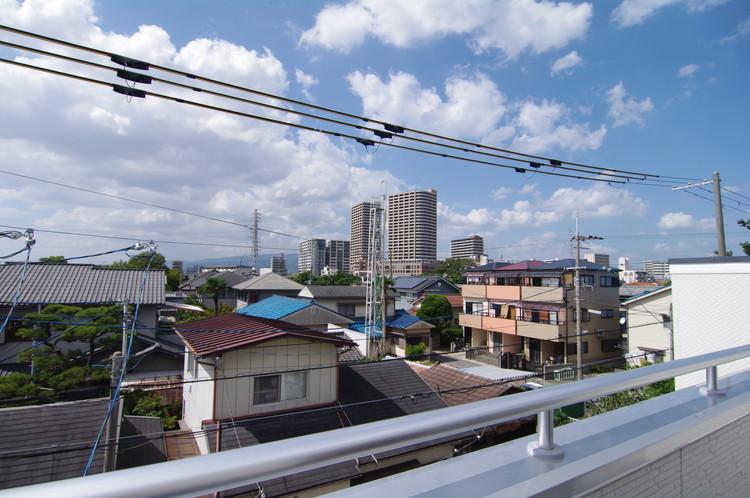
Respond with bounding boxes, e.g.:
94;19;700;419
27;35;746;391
349;310;425;336
236;295;312;320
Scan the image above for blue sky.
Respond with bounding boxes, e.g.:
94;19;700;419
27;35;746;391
0;0;748;267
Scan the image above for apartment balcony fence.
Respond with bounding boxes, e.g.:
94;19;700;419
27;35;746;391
6;345;750;498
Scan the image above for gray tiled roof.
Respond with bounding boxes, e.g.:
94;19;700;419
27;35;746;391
232;272;304;291
0;263;165;305
0;398;110;489
300;285;396;299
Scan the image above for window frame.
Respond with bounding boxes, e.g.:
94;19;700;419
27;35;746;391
252;371;309;406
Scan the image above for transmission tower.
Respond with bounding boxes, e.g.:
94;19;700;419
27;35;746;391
364;197;386;358
251;209;260;269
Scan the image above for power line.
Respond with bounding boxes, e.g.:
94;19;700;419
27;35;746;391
0;40;687;185
721;187;750;204
0;57;664;186
0;24;701;182
0;240;33;339
681;188;750;215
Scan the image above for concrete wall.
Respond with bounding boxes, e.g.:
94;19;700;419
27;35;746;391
583;413;750;498
671;259;750;388
214;337;338;420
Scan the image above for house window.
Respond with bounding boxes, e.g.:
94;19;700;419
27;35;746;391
581;275;595;286
567;342;588;355
581;308;590;322
253;375;281;405
601;339;619;353
601;309;614;319
253;372;308;405
465;302;474;314
599;276;618;287
337;303;356;318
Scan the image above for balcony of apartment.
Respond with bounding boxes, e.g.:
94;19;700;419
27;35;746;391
461;284;486;299
516;319;565;341
458;312;482;328
481;315;517;335
20;345;750;498
520;285;564;303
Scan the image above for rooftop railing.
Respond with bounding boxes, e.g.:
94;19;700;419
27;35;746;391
3;344;749;498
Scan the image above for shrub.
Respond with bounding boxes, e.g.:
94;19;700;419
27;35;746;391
405;342;427;358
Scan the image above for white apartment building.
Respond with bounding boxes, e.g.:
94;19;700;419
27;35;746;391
623;287;672;365
451;235;484;262
350;201;380;275
618;256;631;271
387;189;437;276
298;238;326;277
644;260;670;281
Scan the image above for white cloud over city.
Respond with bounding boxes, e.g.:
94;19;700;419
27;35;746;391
611;0;730;28
300;0;592;59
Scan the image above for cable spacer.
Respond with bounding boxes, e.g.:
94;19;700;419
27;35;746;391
116;69;152;85
112;85;146;98
110;54;150;70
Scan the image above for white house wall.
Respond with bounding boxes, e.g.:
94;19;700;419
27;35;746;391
182;348;215;454
626;290;672;364
671;260;750;389
214;337;338;420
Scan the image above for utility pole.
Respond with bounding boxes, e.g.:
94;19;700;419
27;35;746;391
713;172;726;256
571;216;602;381
672;173;726;256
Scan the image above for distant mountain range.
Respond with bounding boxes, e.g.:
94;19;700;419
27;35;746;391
184;254;299;273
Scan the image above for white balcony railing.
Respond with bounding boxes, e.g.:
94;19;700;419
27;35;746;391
2;345;749;498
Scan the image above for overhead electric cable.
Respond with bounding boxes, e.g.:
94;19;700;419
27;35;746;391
0;236;34;339
0;24;702;182
0;58;641;185
0;40;670;184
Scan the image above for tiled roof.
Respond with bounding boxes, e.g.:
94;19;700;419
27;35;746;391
208;360;448;497
445;294;464;308
300;285;369;298
338;345;365;362
0;263;165;305
392;276;429;290
174;314;354;356
0;398;110;489
411;364;521;406
236;295;313;320
179;270;250;291
388;309;434;330
339;360;447;424
232;272;304;291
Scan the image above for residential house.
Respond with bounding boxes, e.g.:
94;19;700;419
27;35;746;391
232;272;304;306
623;286;672;365
459;259;622;370
0;262;181;377
618;282;664;302
392;276;460;310
236;295;353;332
0;398;166;490
297;285;396;320
298;286;433;356
410;294;464;323
178;267;256;310
174;314;480;496
669;256;750;389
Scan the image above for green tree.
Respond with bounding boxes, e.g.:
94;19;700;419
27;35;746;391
417;295;455;347
110;251;167;270
200;277;227;316
290;271;362;286
166;268;182;291
39;256;66;263
428;258;475;285
739;219;750;256
290;271;312;285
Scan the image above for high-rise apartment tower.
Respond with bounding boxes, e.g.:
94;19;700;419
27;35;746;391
387;189;437;276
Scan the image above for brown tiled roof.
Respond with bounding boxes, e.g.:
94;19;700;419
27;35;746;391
174;314;354;356
411;364;521;406
444;295;463;308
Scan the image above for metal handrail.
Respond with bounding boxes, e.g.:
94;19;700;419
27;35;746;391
3;344;749;498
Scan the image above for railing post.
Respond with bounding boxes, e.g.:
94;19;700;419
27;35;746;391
527;409;564;459
700;365;726;396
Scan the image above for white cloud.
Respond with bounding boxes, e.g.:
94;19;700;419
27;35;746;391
439;183;646;238
550;50;583;76
491;186;513;200
677;63;699;78
347;70;507;139
657;211;713;229
348;70;606;154
301;0;593;59
519;184;538;195
295;68;319;88
606;81;654;127
612;0;730;28
511;100;607;153
720;17;750;44
0;0;410;261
